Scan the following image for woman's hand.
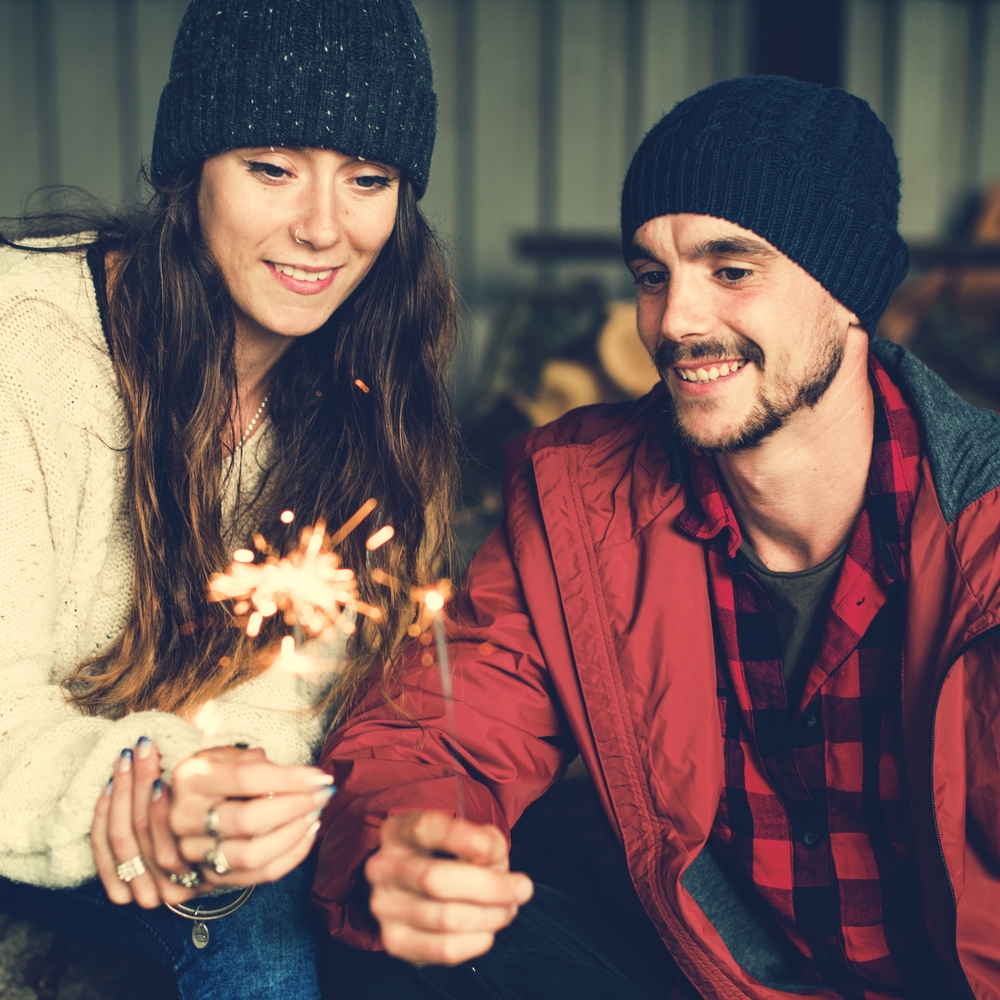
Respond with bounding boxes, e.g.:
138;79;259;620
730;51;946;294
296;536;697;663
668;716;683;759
170;746;334;888
91;737;206;909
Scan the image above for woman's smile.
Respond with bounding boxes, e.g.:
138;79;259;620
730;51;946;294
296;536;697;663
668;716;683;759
265;260;341;294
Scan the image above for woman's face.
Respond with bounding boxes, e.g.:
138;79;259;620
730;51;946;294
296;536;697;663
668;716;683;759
198;147;400;341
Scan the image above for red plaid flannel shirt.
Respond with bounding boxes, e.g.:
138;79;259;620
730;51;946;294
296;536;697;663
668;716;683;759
677;355;960;999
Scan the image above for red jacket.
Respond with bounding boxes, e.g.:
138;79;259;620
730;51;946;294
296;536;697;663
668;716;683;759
314;340;1000;1000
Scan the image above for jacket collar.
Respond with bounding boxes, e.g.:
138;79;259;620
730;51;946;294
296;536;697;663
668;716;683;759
870;338;1000;523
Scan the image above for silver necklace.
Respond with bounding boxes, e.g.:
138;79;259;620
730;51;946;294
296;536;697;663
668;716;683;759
239;394;269;448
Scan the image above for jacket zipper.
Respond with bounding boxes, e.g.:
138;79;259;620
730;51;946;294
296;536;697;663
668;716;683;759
929;623;1000;1000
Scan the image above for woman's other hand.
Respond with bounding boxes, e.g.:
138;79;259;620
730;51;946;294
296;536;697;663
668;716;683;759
170;746;334;888
91;737;205;908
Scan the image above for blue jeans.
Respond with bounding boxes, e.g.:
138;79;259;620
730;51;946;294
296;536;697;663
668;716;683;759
321;885;687;1000
0;861;321;1000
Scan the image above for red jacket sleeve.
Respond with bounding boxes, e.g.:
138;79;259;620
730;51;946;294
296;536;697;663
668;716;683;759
311;522;572;948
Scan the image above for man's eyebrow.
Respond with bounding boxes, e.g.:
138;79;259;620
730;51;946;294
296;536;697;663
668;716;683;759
681;237;778;262
625;241;658;264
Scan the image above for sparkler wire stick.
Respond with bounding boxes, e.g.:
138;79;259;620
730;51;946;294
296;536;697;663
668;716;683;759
432;609;465;821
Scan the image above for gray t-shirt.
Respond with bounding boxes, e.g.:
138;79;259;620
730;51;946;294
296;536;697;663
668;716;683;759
739;537;850;713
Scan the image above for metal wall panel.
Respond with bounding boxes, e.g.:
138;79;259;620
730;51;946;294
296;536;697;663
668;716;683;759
0;1;45;215
896;1;974;237
51;0;123;205
555;0;630;231
977;3;1000;187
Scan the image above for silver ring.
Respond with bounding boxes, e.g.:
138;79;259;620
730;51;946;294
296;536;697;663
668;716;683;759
204;843;232;876
294;227;305;245
204;806;221;838
169;870;202;889
116;855;147;882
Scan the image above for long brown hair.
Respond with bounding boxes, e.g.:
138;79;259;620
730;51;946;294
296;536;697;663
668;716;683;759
4;165;458;721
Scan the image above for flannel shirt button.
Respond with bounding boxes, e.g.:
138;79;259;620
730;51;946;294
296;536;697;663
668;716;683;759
802;830;821;847
804;712;819;727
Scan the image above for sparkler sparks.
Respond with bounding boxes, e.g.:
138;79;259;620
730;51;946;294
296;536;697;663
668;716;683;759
193;699;221;747
203;500;466;821
208;508;384;643
365;525;395;551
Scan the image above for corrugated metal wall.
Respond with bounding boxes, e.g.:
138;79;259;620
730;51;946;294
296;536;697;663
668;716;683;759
2;0;999;297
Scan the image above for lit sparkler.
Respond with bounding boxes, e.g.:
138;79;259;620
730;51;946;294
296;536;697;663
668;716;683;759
208;505;384;647
205;501;466;821
407;580;464;820
205;501;386;706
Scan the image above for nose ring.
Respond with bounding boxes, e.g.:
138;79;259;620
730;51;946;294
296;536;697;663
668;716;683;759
294;227;305;245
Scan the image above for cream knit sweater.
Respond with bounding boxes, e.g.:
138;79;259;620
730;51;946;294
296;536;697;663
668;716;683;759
0;241;337;888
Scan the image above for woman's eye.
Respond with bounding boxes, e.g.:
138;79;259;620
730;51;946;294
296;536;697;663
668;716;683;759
246;161;290;179
719;267;751;282
353;174;391;190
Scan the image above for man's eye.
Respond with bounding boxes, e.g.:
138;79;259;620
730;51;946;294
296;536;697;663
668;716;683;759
719;267;751;282
635;270;667;287
246;161;289;179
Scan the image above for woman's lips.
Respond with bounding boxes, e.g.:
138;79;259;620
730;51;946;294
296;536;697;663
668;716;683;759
266;260;340;294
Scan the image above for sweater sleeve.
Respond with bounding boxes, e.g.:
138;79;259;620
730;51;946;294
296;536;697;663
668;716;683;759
0;284;336;889
0;377;210;887
0;387;340;888
311;524;571;949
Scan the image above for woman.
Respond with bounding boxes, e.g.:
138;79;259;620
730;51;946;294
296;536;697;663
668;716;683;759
0;0;454;996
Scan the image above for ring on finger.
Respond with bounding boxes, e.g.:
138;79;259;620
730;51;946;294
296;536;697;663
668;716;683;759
204;842;233;876
169;870;202;889
204;806;222;838
116;855;147;882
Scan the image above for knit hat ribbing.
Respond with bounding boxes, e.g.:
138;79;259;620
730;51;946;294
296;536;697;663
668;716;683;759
151;0;437;198
621;76;909;335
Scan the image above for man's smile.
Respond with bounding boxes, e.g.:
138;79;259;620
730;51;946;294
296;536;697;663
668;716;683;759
673;359;747;384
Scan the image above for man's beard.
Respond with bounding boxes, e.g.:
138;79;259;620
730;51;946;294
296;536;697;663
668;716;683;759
653;325;844;454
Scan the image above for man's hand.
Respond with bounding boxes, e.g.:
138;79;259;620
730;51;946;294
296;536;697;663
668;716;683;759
365;810;534;966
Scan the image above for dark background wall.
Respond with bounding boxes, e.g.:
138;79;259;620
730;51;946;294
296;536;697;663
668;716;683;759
1;0;998;389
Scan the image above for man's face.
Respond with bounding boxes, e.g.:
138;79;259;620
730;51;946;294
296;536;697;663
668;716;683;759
628;214;858;453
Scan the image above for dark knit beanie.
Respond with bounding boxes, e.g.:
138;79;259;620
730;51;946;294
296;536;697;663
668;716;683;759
151;0;437;198
621;76;909;335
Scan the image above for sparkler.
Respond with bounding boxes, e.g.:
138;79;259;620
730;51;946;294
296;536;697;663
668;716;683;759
406;580;464;820
208;505;384;644
206;500;465;821
206;501;385;705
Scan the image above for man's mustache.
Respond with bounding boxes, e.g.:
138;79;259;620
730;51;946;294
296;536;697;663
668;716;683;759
653;336;765;377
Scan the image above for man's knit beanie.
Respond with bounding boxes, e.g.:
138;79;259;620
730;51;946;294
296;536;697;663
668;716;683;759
151;0;437;198
621;76;909;335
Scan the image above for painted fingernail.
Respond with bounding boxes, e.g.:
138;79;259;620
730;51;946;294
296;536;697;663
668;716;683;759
307;820;321;838
105;777;114;796
313;786;335;806
119;748;133;773
307;808;323;823
136;736;152;759
151;779;164;802
309;773;334;786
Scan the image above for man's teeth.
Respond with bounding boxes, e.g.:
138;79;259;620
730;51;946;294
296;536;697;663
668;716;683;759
677;360;745;383
274;264;334;282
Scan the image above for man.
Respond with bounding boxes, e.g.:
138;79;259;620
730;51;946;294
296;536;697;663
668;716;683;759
313;77;1000;1000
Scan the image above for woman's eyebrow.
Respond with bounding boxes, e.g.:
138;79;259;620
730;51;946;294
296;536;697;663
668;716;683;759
681;237;778;261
